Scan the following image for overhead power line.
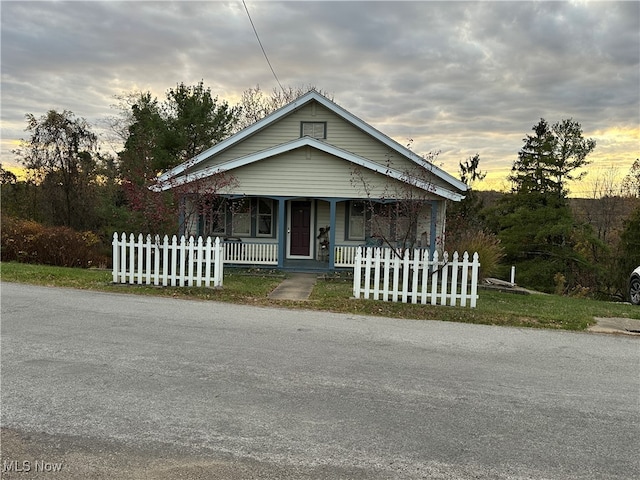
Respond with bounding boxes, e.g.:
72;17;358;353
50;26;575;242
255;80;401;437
242;0;285;93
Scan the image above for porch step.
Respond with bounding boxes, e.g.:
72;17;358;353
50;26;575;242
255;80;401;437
268;273;317;301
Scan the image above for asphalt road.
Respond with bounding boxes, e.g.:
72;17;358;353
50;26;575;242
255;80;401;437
1;282;638;479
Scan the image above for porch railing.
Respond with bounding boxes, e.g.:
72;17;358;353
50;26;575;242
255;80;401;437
224;241;278;265
334;245;358;267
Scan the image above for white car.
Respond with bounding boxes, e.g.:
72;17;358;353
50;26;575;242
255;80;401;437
630;266;640;305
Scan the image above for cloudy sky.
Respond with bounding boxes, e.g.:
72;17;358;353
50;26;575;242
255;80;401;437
2;0;638;193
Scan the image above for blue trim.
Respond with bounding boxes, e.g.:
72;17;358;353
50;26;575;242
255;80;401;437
277;197;287;269
430;201;438;254
328;200;337;270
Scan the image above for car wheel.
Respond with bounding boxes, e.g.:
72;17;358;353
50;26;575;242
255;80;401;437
630;276;640;306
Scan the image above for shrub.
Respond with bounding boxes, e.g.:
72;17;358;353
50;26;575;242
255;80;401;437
447;229;504;279
1;216;108;268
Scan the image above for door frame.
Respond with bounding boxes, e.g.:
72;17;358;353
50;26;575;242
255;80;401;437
286;199;314;259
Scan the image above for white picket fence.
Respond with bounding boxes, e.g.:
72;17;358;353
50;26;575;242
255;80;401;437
353;247;480;307
112;233;224;287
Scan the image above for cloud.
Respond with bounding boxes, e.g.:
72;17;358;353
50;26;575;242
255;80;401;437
1;1;638;190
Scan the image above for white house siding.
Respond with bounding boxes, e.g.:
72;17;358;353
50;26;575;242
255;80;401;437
220;147;440;200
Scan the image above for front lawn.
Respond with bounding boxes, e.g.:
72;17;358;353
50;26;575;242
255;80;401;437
2;262;638;330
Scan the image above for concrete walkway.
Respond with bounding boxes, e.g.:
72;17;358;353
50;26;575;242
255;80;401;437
268;273;318;301
589;317;640;336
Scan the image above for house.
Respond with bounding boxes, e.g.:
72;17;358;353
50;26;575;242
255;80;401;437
154;91;467;271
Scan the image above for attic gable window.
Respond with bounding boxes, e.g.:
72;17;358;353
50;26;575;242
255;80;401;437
301;121;326;139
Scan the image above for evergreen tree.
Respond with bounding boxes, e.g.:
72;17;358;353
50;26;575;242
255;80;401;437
491;118;599;292
510;118;595;201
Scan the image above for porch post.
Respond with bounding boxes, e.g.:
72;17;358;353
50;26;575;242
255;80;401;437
278;198;286;269
430;200;438;253
328;199;337;270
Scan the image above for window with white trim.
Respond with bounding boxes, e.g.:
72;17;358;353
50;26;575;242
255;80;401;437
257;199;273;236
203;209;226;236
347;201;366;240
200;199;227;237
301;121;326;139
232;200;251;236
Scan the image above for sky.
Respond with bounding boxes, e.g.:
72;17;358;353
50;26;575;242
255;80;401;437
1;0;639;194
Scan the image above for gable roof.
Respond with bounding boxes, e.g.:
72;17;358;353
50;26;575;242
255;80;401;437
156;90;467;196
154;136;465;201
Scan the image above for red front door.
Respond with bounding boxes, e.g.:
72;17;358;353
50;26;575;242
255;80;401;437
290;201;311;256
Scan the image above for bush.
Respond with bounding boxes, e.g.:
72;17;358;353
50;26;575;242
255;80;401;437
447;229;504;279
1;216;108;268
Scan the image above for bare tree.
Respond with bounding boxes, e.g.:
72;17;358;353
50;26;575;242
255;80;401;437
15;110;100;229
622;158;640;198
232;84;333;133
350;150;442;259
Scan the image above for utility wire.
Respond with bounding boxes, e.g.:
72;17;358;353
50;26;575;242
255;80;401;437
242;0;285;93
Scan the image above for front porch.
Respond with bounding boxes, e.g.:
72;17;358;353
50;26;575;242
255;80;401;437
188;195;444;272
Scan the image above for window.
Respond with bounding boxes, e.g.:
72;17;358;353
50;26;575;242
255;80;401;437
348;201;366;240
257;199;273;236
203;209;226;236
370;203;414;245
200;199;227;236
301;122;326;139
370;204;392;241
232;200;251;236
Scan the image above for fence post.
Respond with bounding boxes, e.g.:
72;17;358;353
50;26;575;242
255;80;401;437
214;237;224;287
430;250;439;305
136;233;144;285
470;252;480;308
162;235;170;286
382;248;391;302
204;237;212;287
363;247;373;299
439;251;449;306
401;253;410;303
411;249;420;304
195;236;204;287
187;236;195;286
145;234;152;285
153;235;161;286
178;235;187;287
127;233;135;284
112;233;119;283
450;252;460;306
420;249;429;304
373;248;381;300
353;247;362;298
460;252;469;307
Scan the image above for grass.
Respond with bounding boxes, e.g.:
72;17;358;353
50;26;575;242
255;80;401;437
2;262;639;331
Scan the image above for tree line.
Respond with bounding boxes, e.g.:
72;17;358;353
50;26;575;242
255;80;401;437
447;121;639;299
1;81;639;298
1;83;320;236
